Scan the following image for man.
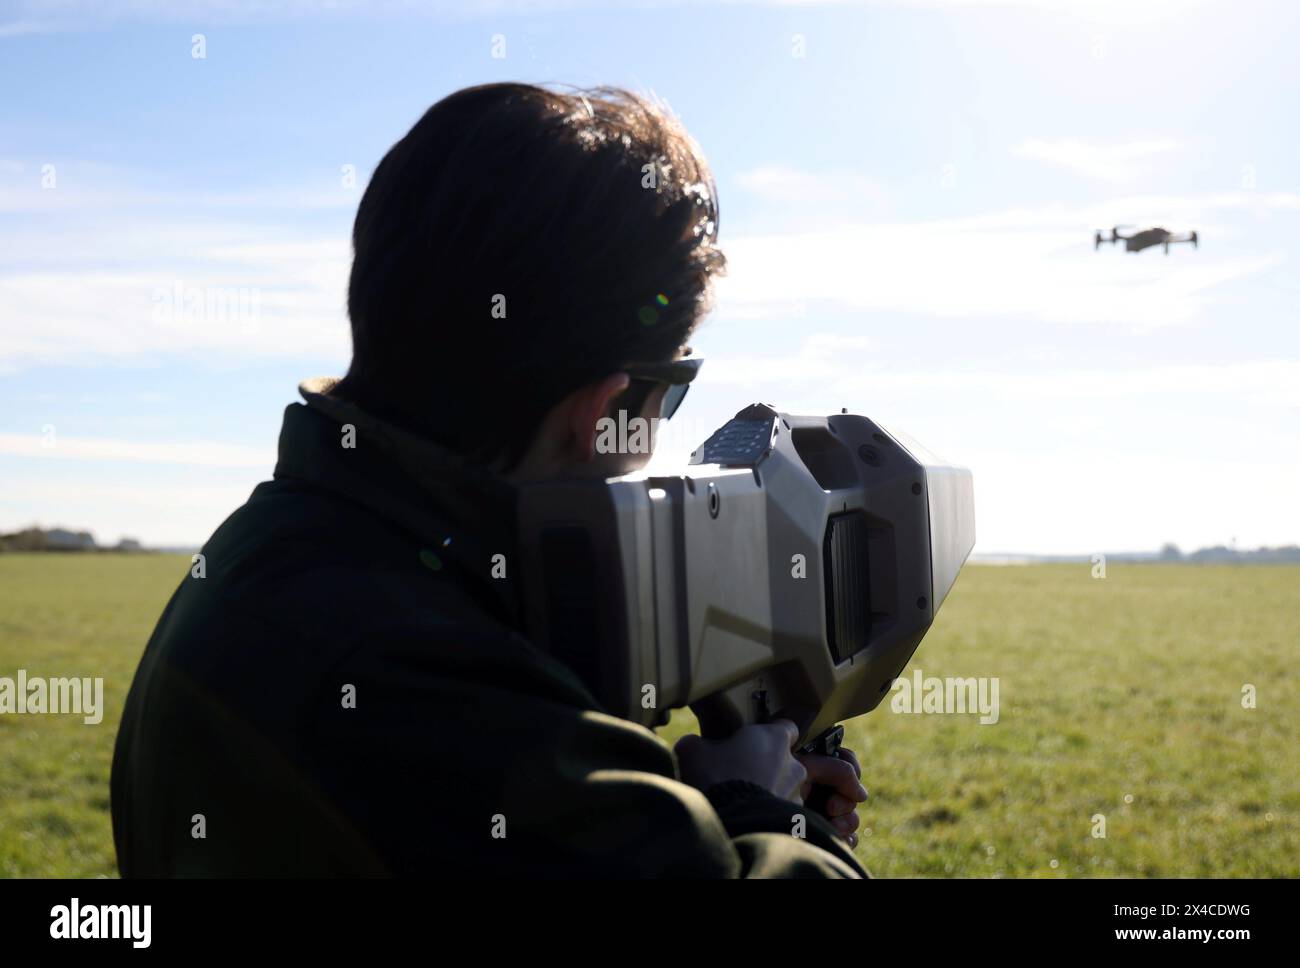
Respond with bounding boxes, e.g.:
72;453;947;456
111;83;868;877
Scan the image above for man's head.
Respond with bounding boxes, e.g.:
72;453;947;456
336;82;724;478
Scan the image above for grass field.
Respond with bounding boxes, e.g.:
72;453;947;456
1;553;1296;877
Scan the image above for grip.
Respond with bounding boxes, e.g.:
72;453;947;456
799;724;845;816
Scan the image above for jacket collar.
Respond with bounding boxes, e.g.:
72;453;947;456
276;377;522;625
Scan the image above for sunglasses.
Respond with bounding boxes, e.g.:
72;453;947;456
619;356;704;421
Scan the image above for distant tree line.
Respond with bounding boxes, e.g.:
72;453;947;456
3;525;1298;562
0;527;143;553
1155;542;1300;564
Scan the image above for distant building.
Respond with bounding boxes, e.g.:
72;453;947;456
115;538;144;552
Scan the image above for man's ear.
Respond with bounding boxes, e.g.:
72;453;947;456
564;372;631;462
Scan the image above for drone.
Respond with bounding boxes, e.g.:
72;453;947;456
1095;225;1199;254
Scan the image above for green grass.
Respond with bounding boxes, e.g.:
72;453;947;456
1;554;1296;877
658;563;1300;877
0;553;189;878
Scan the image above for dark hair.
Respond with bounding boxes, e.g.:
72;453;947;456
335;82;725;468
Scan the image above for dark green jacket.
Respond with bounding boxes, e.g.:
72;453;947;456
110;380;866;878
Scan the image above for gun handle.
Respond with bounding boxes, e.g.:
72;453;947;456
798;724;846;817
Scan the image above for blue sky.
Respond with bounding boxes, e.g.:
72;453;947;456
2;0;1298;553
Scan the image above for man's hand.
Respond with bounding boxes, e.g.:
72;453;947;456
675;719;808;803
796;746;867;847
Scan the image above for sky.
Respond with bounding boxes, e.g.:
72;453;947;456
2;0;1298;555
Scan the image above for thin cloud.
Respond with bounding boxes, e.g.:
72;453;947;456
736;164;891;212
704;334;1300;408
712;186;1294;326
0;432;273;468
0;20;61;37
4;145;1296;371
716;226;1281;327
0;0;1227;28
1013;138;1181;182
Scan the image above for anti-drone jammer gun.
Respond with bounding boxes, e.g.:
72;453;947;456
516;404;976;748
